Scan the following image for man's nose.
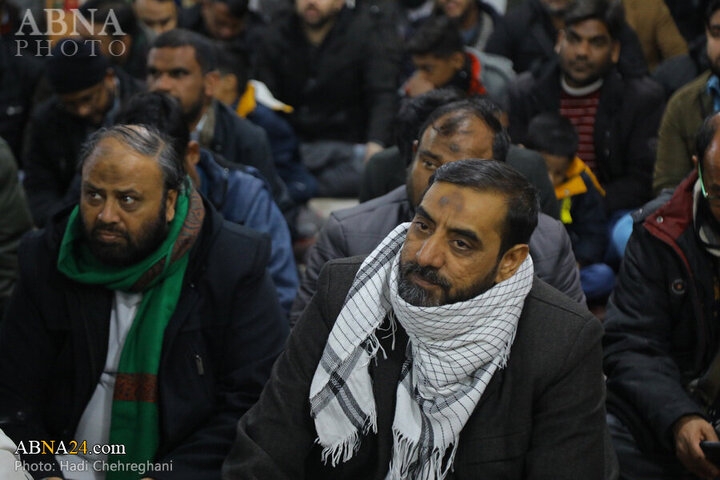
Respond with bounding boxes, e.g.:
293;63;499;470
415;236;444;269
151;73;173;93
575;40;590;57
98;200;120;224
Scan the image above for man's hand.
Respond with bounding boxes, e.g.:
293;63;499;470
402;72;434;98
673;415;720;479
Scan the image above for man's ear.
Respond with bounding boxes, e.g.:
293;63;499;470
451;51;465;70
165;189;179;223
104;68;115;89
494;244;530;284
693;154;699;170
186;140;201;167
610;39;620;64
555;29;565;54
203;70;220;97
412;139;419;156
185;140;201;186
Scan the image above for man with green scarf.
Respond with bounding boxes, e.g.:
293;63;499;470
0;124;288;479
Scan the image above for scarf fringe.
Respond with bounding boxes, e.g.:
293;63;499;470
387;428;458;480
319;409;378;467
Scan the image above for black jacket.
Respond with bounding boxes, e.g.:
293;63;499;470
254;7;400;145
22;68;144;227
224;257;610;479
604;172;718;453
0;138;32;317
508;63;665;213
209;101;296;220
0;37;43;161
0;198;288;479
485;0;648;78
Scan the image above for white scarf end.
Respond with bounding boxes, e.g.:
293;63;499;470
318;410;377;467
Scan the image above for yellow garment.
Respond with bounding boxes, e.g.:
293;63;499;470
235;83;257;118
554;156;606;200
560;197;573;225
235;82;295;118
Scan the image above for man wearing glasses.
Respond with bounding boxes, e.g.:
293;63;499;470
22;38;143;228
604;112;720;479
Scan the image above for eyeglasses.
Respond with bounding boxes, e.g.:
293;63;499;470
698;163;720;202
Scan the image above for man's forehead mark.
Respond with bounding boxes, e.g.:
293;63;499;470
437;191;465;212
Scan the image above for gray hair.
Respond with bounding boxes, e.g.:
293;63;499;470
78;124;185;193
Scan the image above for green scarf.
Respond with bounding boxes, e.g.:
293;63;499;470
57;185;205;478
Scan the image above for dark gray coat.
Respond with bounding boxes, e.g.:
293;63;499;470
224;256;610;479
291;186;584;325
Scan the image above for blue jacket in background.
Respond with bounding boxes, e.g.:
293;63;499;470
197;149;298;315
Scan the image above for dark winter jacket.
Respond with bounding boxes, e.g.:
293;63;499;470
22;67;144;227
556;157;608;265
0;37;43;160
0;138;32;317
0;197;288;479
604;171;720;453
197;149;298;315
233;83;318;203
290;185;584;325
508;63;665;213
225;257;611;479
254;7;400;145
207;101;296;220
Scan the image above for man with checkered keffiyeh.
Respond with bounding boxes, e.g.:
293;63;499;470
224;159;611;480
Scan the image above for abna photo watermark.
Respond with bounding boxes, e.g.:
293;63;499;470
14;8;127;57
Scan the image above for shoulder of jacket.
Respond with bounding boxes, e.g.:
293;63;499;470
667;71;711;106
330;188;407;223
523;278;601;337
631;189;675;223
208;220;271;275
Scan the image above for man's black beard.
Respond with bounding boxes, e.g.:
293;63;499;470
83;200;170;267
301;9;339;31
183;95;206;129
398;259;498;307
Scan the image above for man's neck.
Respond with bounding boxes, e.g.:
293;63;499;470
302;18;337;46
189;102;211;132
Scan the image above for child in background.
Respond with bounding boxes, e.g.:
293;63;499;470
526;112;615;301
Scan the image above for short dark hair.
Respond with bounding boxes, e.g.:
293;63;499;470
215;43;249;90
80;0;139;37
206;0;249;18
79;124;185;193
152;28;217;73
707;0;720;26
563;0;625;40
428;159;539;256
116;91;190;164
417;98;510;162
406;15;464;58
696;113;720;171
525;112;579;159
396;88;467;166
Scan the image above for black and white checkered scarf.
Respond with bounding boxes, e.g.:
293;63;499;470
309;223;534;479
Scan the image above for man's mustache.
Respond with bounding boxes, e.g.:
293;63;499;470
401;261;451;290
